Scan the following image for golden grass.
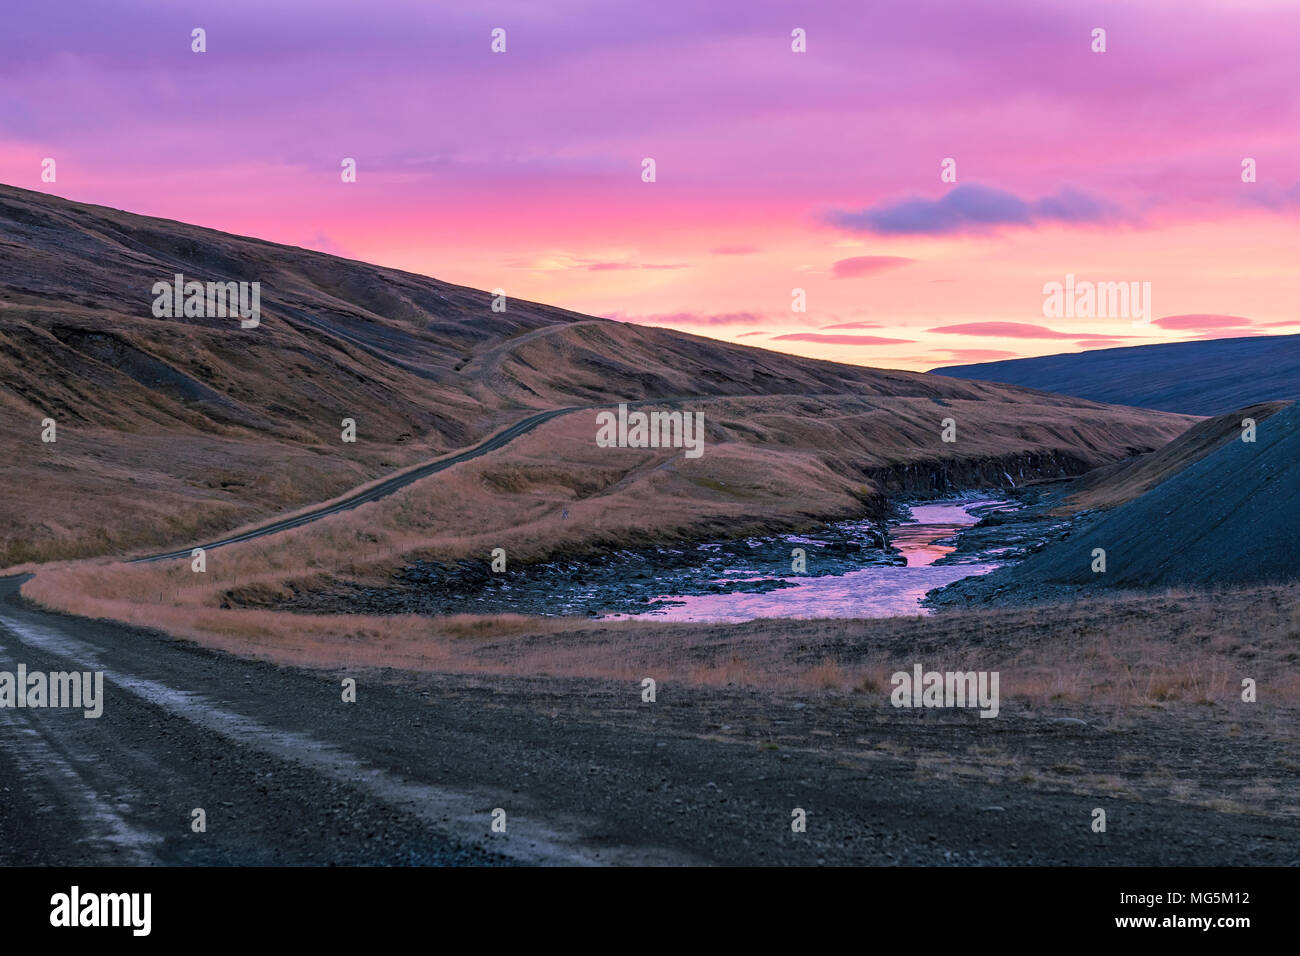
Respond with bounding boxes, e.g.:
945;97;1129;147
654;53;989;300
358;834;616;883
17;393;1196;617
24;552;1300;712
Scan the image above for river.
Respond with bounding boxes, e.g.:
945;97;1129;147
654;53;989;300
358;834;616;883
603;498;1009;623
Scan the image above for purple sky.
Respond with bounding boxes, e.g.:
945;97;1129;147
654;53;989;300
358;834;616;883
3;0;1298;369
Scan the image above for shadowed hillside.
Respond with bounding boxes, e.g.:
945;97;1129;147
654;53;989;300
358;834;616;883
1060;401;1290;512
944;400;1300;596
1;183;1193;564
930;336;1300;415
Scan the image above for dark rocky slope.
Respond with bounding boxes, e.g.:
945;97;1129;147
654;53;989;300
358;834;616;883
932;400;1300;604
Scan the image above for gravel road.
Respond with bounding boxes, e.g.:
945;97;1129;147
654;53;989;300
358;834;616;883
2;576;1293;866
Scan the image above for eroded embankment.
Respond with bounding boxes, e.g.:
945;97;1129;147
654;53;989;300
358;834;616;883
860;449;1094;496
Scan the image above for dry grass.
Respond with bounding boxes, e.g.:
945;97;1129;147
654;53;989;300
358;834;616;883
30;573;1298;824
24;552;1300;712
17;391;1196;614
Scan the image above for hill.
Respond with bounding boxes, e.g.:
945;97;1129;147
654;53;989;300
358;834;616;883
942;400;1300;597
1060;401;1290;512
930;336;1300;415
0;183;1192;564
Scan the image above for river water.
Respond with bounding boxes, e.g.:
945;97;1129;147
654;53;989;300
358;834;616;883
605;499;1008;623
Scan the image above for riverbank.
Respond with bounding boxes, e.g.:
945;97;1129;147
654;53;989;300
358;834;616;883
221;494;1030;621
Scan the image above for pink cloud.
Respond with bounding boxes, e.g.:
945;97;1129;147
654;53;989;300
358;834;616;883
631;311;765;327
932;349;1019;363
927;322;1132;340
587;261;688;272
1075;339;1128;349
830;256;915;279
819;321;884;330
1152;313;1254;331
711;244;760;255
770;333;914;346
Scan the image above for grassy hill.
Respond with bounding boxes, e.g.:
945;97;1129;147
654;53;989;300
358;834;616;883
1;183;1192;565
1060;401;1290;512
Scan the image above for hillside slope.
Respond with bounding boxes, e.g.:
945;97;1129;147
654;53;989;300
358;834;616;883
1060;401;1290;512
956;400;1300;593
0;183;1192;564
930;336;1300;415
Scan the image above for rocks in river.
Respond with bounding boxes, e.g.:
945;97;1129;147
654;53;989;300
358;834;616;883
298;517;901;618
279;500;1024;619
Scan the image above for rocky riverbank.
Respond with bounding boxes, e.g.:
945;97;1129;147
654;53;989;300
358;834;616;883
269;514;903;618
251;486;1093;620
924;480;1090;609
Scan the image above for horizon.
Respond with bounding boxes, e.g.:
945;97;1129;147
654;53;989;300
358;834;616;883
3;0;1298;371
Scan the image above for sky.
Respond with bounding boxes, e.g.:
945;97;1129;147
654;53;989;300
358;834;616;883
2;0;1298;371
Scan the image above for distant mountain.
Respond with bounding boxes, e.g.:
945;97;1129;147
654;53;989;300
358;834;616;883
930;335;1300;415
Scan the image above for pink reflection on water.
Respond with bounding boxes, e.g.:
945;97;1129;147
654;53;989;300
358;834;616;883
610;499;1005;623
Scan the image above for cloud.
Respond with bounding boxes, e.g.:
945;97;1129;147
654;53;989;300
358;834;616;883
1152;313;1253;331
825;184;1114;236
711;244;760;255
736;331;766;337
509;254;689;273
587;261;688;271
769;332;914;345
1241;181;1300;211
927;321;1132;340
1075;339;1128;349
819;320;884;330
830;255;915;279
932;349;1018;363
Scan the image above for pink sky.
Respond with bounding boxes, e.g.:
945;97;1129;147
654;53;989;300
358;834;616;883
3;0;1298;370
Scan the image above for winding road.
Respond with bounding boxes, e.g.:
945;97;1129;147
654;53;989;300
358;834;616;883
134;405;579;563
